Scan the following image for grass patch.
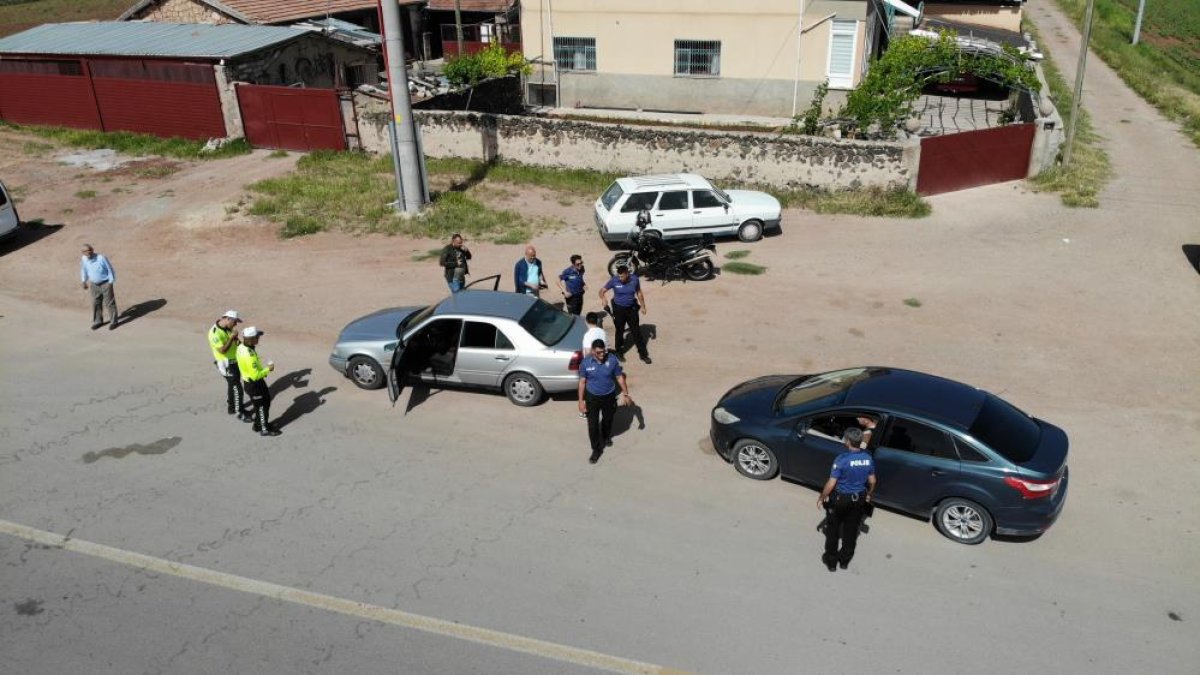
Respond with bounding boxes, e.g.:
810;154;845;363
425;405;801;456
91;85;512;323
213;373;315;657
411;248;442;261
74;189;97;199
724;249;752;260
1026;18;1112;207
1053;0;1200;147
903;297;923;307
769;186;931;217
267;149;289;159
0;0;128;38
248;151;554;241
22;140;53;156
281;215;325;239
426;157;621;195
723;261;767;275
1;123;251;160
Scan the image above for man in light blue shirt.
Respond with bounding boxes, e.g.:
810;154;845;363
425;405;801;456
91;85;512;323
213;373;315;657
80;243;119;330
514;245;546;296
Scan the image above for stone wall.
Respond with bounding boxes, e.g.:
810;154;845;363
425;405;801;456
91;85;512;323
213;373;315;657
1027;62;1066;177
227;36;379;88
130;0;234;24
354;93;915;190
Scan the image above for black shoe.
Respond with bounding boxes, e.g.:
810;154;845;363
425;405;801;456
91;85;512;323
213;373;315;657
237;414;253;423
823;556;837;572
252;424;261;432
640;354;652;364
109;323;118;330
91;323;102;330
260;429;281;437
605;438;613;447
589;451;601;464
838;560;850;570
614;351;626;362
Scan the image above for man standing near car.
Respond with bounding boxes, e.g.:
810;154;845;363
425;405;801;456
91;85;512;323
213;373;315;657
557;254;586;315
209;309;251;423
515;245;546;296
599;265;650;364
79;244;118;330
818;427;876;571
577;339;633;464
236;326;280;437
439;233;471;293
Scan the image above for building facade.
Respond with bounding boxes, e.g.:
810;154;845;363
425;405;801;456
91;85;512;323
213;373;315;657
521;0;875;117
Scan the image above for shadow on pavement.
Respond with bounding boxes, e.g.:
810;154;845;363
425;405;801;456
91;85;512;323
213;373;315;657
275;386;336;429
611;402;645;439
270;368;311;397
1183;244;1200;275
0;219;62;255
114;298;167;327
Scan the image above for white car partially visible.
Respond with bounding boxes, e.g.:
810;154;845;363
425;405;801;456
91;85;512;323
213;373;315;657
0;180;19;240
594;173;781;244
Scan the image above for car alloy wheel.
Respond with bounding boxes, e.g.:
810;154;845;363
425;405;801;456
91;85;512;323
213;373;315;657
935;498;993;545
732;439;778;480
348;356;384;390
737;219;764;242
503;372;544;406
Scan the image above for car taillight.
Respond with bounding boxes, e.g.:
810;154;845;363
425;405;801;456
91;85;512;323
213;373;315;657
1003;476;1060;500
568;350;583;371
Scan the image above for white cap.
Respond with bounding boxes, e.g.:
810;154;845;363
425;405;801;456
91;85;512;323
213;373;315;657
242;326;264;338
222;310;241;322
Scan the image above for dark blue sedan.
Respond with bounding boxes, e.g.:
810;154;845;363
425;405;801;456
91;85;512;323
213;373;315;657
709;367;1069;544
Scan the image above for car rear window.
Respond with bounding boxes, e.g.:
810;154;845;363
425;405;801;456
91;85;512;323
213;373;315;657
600;182;623;211
967;394;1041;463
519;299;574;346
778;368;870;415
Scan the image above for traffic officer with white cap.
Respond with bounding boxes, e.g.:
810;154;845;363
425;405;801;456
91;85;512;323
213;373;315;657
236;326;280;436
208;310;251;422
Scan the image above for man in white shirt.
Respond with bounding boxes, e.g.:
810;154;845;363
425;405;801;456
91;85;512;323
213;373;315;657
582;312;608;352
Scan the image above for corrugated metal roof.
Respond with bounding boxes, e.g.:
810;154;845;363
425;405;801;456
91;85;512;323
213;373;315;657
0;22;314;59
427;0;513;12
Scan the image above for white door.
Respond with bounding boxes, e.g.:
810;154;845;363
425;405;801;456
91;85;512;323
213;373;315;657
649;190;693;236
690;189;735;235
827;19;859;90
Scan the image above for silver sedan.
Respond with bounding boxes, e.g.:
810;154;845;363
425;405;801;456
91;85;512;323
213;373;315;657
329;282;585;406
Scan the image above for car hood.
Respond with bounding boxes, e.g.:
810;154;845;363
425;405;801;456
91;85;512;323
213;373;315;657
725;190;781;214
717;374;802;415
339;306;423;341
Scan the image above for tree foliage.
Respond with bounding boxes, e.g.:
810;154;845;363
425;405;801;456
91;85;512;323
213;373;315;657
443;43;531;87
836;32;1042;138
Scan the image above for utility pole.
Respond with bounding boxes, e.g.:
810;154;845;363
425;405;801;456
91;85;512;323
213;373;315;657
1131;0;1146;45
1063;0;1095;168
379;0;428;213
790;0;807;119
454;0;465;56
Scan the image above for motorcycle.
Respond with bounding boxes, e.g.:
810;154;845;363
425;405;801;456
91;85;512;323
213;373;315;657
606;210;716;281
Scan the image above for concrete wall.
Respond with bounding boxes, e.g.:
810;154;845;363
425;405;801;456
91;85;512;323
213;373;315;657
227;35;379;88
354;93;914;190
522;0;868;117
922;3;1023;32
128;0;236;24
1027;61;1065;176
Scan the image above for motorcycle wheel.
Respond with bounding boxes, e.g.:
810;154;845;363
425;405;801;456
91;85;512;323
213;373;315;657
607;254;639;277
683;258;714;281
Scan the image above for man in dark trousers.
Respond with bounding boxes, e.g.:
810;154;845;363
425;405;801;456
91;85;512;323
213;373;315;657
577;339;633;464
208;309;251;423
599;264;650;363
439;233;471;293
236;326;280;437
557;254;586;315
817;427;876;571
514;245;547;296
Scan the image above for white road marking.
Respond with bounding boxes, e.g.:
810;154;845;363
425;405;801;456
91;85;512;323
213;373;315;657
0;519;684;675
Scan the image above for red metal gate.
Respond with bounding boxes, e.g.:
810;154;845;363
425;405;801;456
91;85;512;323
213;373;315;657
0;59;102;130
90;59;225;140
916;123;1036;196
236;84;346;151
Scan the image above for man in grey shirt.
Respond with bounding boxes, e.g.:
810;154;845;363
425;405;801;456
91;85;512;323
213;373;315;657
80;243;118;330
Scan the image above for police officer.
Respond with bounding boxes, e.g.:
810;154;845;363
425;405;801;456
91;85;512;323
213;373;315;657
599;264;650;364
577;338;633;464
209;309;251;422
557;254;587;315
236;326;280;437
817;427;876;571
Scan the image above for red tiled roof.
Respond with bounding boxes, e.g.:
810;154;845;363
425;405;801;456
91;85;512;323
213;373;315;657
217;0;384;23
427;0;514;12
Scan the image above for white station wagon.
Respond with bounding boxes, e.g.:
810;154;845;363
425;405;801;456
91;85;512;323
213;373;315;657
594;173;782;243
0;180;19;240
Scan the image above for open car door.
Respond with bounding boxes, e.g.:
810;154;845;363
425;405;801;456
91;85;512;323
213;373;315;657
464;274;501;291
386;341;410;406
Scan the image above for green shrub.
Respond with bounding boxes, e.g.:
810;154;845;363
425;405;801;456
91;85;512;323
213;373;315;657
443;43;531;87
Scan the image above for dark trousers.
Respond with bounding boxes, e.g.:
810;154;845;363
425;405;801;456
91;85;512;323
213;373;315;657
244;378;272;430
585;390;617;453
564;293;583;316
222;362;245;415
88;281;118;327
824;493;867;565
611;303;647;358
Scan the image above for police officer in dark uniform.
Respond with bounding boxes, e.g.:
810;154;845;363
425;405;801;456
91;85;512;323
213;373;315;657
577;338;633;464
599;264;650;364
817;427;876;571
557;254;587;315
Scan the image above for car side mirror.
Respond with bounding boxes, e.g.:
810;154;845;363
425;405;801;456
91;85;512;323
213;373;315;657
723;204;729;212
384;341;399;352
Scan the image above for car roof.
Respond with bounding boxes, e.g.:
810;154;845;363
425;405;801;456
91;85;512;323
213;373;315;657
616;173;712;192
843;368;986;431
433;289;535;320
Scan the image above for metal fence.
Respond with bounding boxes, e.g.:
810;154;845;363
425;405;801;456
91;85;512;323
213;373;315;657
553;37;596;71
673;40;720;76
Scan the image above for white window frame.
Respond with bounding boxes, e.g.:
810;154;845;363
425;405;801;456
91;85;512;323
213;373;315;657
826;19;859;90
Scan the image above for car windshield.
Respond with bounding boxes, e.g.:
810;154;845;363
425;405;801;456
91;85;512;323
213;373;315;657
778;368;871;413
968;394;1041;463
519;299;574;346
714;187;731;202
397;305;434;340
600;182;624;211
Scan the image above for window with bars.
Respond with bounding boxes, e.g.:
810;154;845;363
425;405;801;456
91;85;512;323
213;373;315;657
827;19;858;89
553;37;596;72
674;40;720;77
